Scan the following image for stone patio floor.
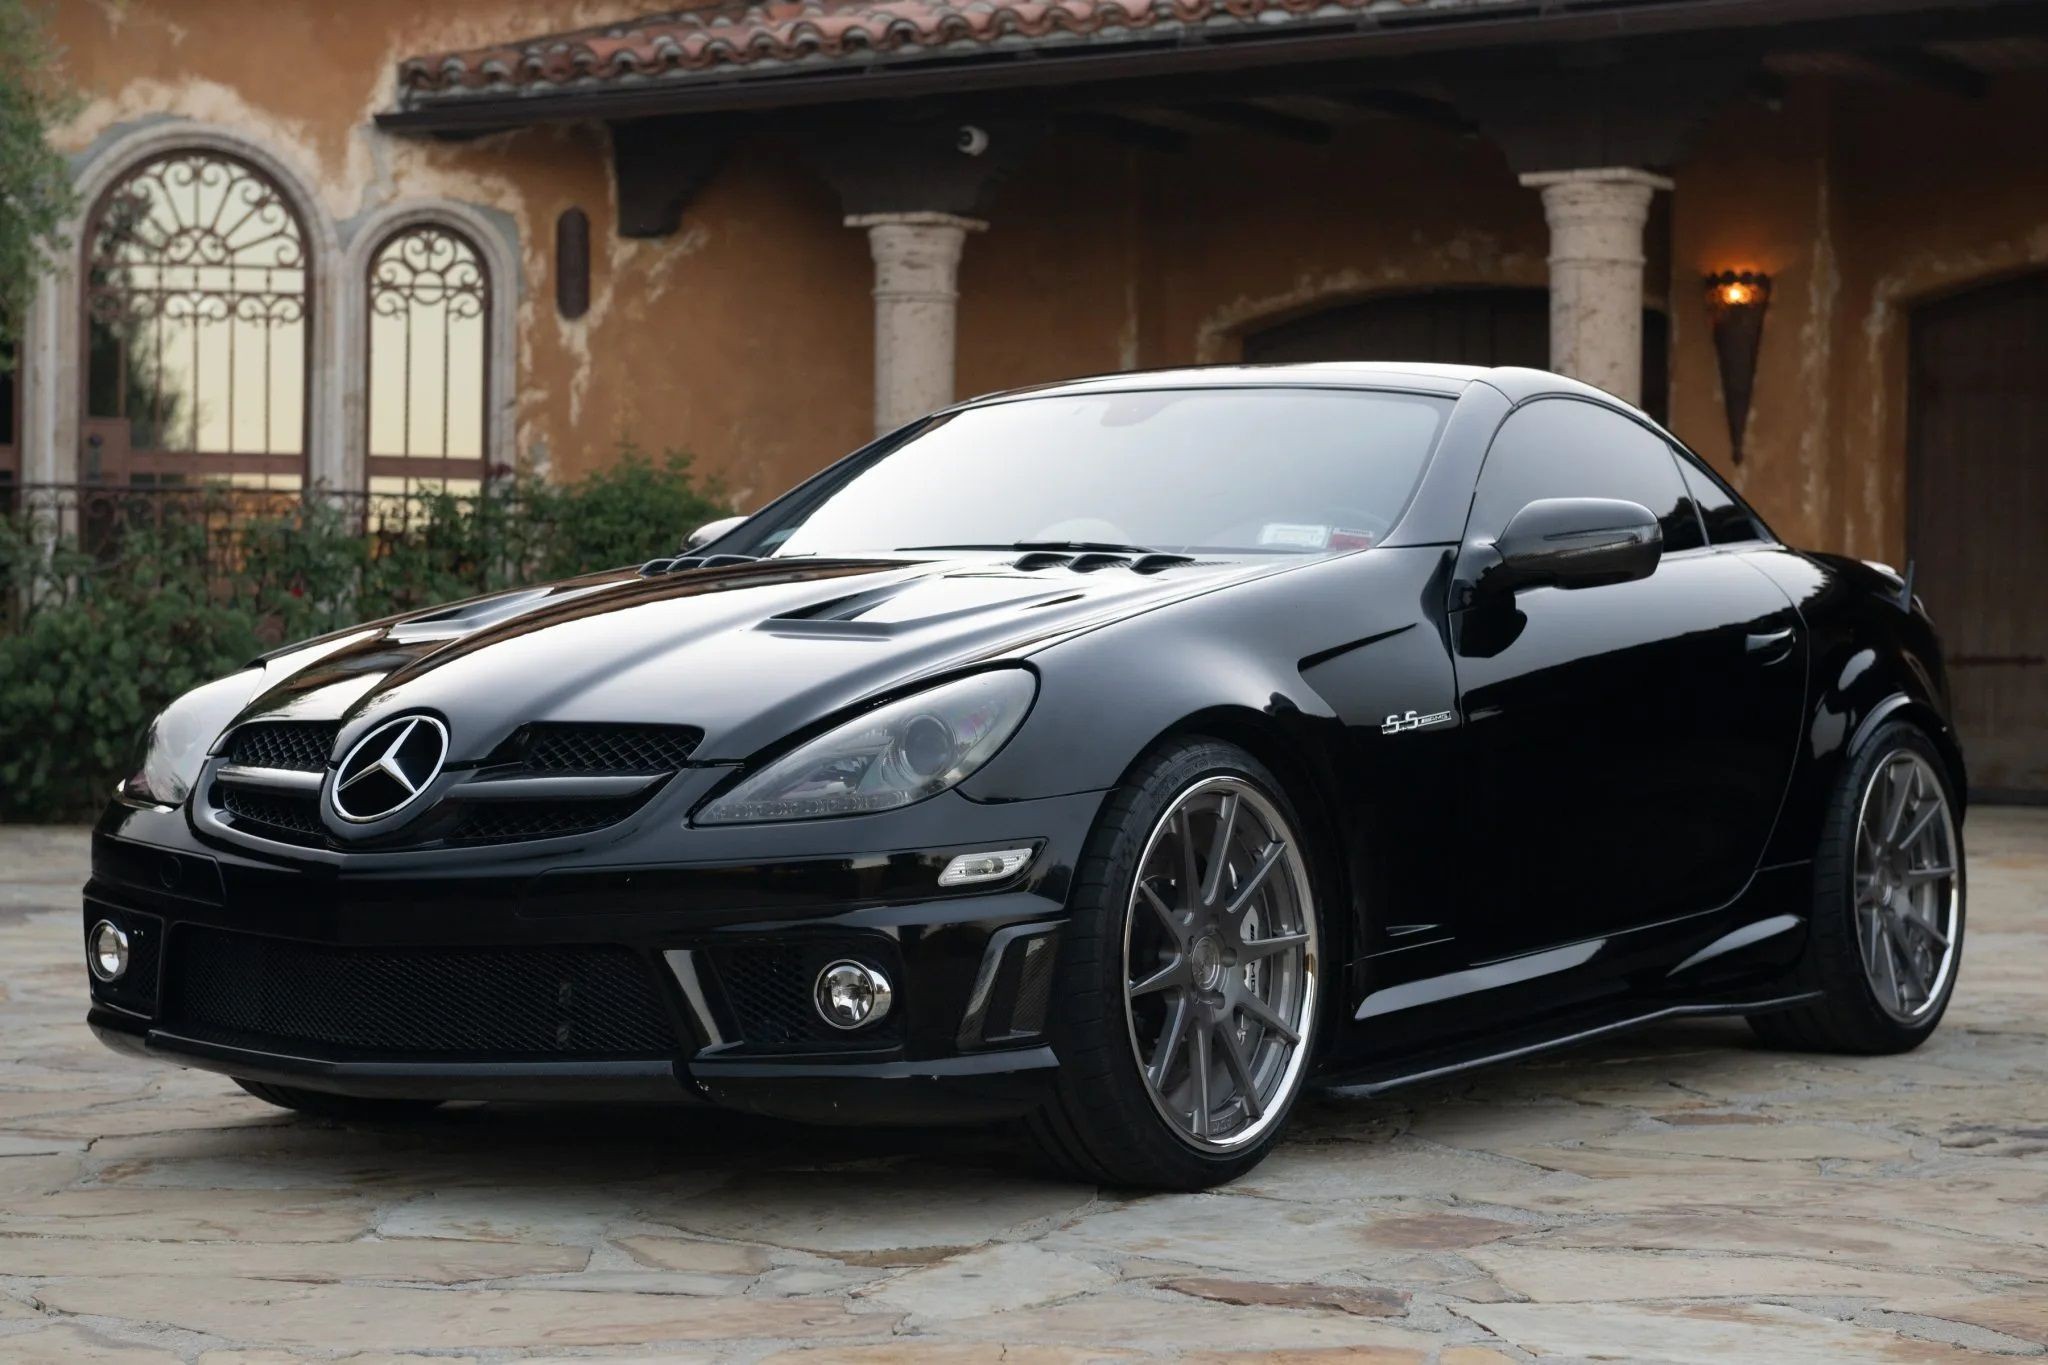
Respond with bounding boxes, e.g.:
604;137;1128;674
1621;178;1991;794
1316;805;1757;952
0;812;2044;1363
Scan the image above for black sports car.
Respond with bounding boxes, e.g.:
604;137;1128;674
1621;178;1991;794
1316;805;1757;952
85;363;1967;1189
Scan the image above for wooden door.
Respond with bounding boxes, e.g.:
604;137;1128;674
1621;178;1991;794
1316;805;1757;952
1909;272;2048;801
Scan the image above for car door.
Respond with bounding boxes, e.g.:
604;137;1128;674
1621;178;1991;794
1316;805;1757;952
1449;398;1805;960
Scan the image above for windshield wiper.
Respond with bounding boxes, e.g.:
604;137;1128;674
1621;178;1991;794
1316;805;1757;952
896;541;1169;556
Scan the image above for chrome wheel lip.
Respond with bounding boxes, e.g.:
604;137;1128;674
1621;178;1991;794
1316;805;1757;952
1853;749;1961;1024
1121;775;1319;1154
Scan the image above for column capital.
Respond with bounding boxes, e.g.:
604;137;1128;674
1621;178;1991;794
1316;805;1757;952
1517;167;1675;194
845;212;989;232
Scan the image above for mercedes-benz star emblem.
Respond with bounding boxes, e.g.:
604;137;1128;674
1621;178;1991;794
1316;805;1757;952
329;715;449;824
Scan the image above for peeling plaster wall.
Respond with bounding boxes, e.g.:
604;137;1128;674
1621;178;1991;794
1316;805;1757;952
1671;74;2048;561
45;0;872;510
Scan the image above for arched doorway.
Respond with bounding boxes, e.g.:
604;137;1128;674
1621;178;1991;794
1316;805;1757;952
1909;270;2048;801
1241;287;1669;423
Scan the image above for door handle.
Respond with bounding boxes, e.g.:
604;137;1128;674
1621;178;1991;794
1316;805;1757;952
1746;627;1796;664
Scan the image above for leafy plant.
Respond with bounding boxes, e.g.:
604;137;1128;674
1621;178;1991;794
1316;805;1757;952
0;0;78;346
0;450;730;820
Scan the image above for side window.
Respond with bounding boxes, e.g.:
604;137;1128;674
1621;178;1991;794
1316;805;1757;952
1471;399;1705;552
1673;448;1767;546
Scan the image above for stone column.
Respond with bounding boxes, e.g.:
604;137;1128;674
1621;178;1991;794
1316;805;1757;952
847;211;986;436
1518;167;1673;405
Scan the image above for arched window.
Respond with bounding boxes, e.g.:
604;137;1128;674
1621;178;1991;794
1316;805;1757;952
366;224;490;495
81;150;310;487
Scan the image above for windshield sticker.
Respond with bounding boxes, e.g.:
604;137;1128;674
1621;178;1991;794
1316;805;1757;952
1259;523;1331;550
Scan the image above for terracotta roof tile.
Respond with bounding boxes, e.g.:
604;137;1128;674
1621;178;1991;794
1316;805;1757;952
398;0;1493;101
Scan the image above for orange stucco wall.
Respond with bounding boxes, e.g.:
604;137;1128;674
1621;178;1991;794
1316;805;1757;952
44;2;2048;556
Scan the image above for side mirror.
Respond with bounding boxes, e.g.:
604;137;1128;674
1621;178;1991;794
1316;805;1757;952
1476;497;1662;595
685;515;747;552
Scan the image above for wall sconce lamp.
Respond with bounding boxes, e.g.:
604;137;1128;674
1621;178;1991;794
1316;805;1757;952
1705;270;1772;464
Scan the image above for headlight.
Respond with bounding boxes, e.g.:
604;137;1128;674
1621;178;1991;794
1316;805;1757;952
122;669;265;808
695;670;1036;825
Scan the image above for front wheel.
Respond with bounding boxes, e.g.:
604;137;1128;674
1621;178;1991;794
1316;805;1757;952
1032;740;1323;1189
1749;720;1965;1054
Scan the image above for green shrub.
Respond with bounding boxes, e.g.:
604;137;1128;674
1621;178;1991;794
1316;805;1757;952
0;450;729;821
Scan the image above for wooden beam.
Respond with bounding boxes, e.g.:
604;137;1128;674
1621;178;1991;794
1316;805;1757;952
1062;111;1189;154
1862;45;1990;97
1185;100;1333;144
1329;89;1476;136
610;118;730;237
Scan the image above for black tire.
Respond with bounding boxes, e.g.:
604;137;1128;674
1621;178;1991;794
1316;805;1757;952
234;1079;444;1122
1030;738;1325;1190
1748;719;1965;1054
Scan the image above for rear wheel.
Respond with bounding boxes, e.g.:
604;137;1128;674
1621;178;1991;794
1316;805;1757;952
234;1079;443;1122
1032;740;1323;1189
1749;720;1964;1053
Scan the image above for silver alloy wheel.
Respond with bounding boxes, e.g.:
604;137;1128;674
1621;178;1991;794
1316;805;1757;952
1853;749;1961;1023
1122;776;1318;1151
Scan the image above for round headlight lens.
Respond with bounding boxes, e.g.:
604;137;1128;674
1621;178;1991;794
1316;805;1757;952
88;921;130;982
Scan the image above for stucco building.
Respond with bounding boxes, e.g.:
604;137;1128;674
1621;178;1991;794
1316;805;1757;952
5;0;2046;793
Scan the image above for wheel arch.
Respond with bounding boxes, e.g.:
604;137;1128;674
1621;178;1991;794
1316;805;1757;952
1766;638;1968;865
1132;704;1365;979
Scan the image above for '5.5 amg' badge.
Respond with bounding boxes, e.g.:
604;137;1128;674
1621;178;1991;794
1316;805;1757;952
1381;708;1454;736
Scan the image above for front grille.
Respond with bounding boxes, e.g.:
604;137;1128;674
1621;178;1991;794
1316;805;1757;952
704;937;904;1052
228;722;340;773
167;927;679;1059
215;784;326;844
448;796;647;845
206;720;701;852
509;724;702;774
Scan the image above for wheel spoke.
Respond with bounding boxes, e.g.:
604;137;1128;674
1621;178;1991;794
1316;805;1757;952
1239;931;1309;963
1225;840;1287;918
1903;864;1953;886
1879;759;1913;845
1174;809;1202;905
1130;957;1189;997
1896;800;1941;854
1148;992;1191;1088
1200;793;1239;908
1190;1023;1213;1139
1216;1022;1263;1121
1236;989;1301;1045
1140;882;1186;943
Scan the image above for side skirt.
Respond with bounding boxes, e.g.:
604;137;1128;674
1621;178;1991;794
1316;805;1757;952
1311;989;1823;1096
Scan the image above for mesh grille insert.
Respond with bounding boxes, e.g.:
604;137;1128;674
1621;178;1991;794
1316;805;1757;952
167;927;679;1058
215;784;327;844
448;796;646;845
228;722;340;773
705;937;904;1051
516;724;702;774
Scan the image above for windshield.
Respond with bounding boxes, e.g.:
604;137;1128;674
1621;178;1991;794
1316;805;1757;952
750;387;1451;559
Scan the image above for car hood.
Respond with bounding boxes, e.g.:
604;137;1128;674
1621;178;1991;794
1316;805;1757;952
230;555;1290;763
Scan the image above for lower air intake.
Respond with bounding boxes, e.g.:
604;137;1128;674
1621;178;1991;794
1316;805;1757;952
167;928;678;1059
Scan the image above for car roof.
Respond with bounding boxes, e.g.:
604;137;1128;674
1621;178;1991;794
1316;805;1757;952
958;362;1635;412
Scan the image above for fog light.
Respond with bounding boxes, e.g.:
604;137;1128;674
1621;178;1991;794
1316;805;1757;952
88;921;130;983
814;960;893;1031
938;847;1035;887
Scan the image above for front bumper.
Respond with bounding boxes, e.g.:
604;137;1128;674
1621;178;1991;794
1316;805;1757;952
83;783;1103;1125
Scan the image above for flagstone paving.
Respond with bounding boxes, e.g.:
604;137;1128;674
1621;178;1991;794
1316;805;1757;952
1;810;2044;1362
